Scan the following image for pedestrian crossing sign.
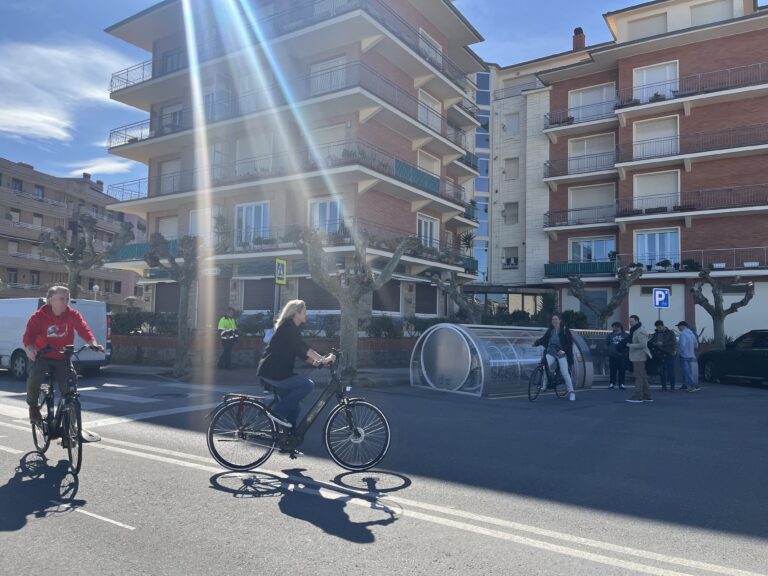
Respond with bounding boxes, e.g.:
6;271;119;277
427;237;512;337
275;258;287;285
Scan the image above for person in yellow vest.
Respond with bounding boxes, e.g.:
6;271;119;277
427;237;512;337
217;307;238;369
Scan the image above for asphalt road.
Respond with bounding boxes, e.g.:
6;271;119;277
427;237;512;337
0;368;766;576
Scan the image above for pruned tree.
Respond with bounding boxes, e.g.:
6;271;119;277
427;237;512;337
40;213;135;297
567;264;643;329
691;270;755;349
297;227;418;378
145;233;199;377
429;271;483;324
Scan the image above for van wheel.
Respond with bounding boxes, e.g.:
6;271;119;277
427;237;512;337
11;351;28;381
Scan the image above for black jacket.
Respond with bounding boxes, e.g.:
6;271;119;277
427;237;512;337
649;327;677;356
606;330;629;359
535;326;575;367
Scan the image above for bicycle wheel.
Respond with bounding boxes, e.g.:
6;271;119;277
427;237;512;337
207;399;277;471
324;400;390;471
64;401;83;474
554;374;568;399
528;367;543;402
32;393;51;453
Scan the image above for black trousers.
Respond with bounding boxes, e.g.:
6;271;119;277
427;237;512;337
608;356;626;386
218;339;235;368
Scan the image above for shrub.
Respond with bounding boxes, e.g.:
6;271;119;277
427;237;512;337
365;316;404;338
238;313;271;336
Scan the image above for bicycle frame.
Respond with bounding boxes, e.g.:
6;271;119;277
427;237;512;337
42;360;80;440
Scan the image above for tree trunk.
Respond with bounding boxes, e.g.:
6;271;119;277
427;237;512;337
67;265;81;298
339;298;360;379
712;314;726;349
174;281;191;377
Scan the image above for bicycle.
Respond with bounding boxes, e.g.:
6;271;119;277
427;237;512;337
32;344;99;474
206;348;390;472
528;353;570;402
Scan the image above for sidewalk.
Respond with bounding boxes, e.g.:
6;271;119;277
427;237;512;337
102;364;411;388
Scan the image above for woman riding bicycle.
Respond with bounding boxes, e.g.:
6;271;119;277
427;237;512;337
256;300;335;428
533;314;576;401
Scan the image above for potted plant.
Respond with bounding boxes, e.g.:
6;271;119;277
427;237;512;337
682;258;702;271
656;258;672;271
673;262;680;271
608;250;617;262
649;92;667;103
616;98;640;109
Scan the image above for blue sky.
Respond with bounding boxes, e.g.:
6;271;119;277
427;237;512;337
0;0;756;189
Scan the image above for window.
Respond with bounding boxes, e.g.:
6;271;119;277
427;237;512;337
236;133;273;176
417;214;439;249
418;150;441;176
103;280;113;293
9;209;20;222
418;89;442;133
32;214;43;228
158;159;182;194
633;170;679;210
568;84;615;121
189;208;220;244
474;177;489;194
476;199;489;236
157;216;178;239
236;202;270;247
30;271;40;286
476;112;490;148
161;49;183;74
309;198;343;233
568;133;615;173
415;284;438;315
627;13;668;41
691;0;732;26
633;61;678;102
209;142;223;181
504;158;519;180
8;240;19;253
88;278;95;290
310;56;346;96
114;281;122;294
502;247;519;269
568;184;615;224
11;178;22;192
6;268;18;284
476;91;490;106
159;103;183;134
33;185;44;198
503;202;519;225
634;116;678;159
503;113;520;136
570;237;616;262
418;28;442;67
635;228;680;267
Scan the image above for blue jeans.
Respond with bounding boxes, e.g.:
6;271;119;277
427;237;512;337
271;375;314;427
680;357;695;387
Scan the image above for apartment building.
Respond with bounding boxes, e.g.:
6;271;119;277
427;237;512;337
489;0;768;336
0;158;140;308
103;0;484;324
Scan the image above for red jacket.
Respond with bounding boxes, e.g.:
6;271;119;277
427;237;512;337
23;305;95;360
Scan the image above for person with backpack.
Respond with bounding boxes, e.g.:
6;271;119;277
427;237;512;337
606;321;629;390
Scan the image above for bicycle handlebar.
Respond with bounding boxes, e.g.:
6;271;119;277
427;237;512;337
38;344;103;357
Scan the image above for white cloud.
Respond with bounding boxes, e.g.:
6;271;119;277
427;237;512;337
63;157;138;177
0;41;133;142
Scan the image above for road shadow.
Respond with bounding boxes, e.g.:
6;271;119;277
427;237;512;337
0;452;85;532
333;470;412;494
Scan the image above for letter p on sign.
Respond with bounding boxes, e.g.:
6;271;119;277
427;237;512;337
653;288;670;309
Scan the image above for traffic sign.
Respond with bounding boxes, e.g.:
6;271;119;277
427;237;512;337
652;287;670;309
275;258;287;285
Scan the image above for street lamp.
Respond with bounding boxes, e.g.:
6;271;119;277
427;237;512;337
92;284;100;301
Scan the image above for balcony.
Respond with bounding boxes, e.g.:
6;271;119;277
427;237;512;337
615;61;768;122
543;205;617;229
107;139;466;211
543;151;618;190
543;101;618;143
221;217;475;274
616;123;768;174
107;239;178;262
108;61;466;160
493;80;543;101
109;0;467;97
449;99;481;127
616;184;768;221
0;218;55;240
544;260;617;278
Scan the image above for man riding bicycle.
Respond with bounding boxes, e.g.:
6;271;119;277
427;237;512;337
24;286;104;423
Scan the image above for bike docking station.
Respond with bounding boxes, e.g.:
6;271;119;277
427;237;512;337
409;325;594;397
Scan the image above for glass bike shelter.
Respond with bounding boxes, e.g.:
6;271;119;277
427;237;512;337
410;324;594;397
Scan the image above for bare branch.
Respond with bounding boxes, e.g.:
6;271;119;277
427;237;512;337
370;236;419;292
724;281;755;316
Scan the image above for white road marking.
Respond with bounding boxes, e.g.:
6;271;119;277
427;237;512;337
81;437;763;576
83;402;220;428
79;390;159;404
50;500;136;531
0;421;29;432
0;405;29;419
0;443;23;454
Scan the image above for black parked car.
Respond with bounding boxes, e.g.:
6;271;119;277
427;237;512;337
699;330;768;384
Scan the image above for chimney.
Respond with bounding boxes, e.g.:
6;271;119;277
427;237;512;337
573;27;586;51
83;172;91;181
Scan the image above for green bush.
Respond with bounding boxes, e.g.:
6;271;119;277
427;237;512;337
404;316;448;337
365;316;404;338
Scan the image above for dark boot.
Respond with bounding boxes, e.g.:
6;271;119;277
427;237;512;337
29;405;42;422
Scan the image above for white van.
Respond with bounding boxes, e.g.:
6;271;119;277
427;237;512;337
0;298;111;380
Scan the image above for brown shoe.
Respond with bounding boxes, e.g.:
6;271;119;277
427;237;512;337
29;405;43;422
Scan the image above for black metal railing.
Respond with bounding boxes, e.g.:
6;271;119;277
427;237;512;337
108;61;465;149
458;151;479;171
616;61;768;108
618;123;768;163
107;138;465;205
544;100;616;129
544;151;617;178
493;80;542;101
109;0;468;93
543;205;616;227
616;184;768;217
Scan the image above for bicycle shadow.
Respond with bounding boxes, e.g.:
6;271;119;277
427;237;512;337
209;468;400;543
0;452;85;532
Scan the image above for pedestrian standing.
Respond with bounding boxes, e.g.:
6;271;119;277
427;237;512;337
606;322;629;390
217;307;239;369
650;320;677;391
676;321;700;392
626;315;653;403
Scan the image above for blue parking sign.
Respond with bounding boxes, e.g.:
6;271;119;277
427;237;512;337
652;288;670;309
